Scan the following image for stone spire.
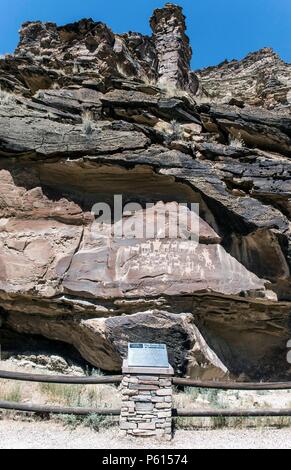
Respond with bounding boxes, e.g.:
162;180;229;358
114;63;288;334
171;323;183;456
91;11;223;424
150;3;197;93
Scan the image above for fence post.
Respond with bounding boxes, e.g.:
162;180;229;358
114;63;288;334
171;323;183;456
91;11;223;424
120;360;174;440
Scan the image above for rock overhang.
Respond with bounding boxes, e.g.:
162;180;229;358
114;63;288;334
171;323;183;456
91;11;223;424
0;3;291;379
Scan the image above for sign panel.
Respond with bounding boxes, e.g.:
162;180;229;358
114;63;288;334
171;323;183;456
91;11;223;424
127;343;169;368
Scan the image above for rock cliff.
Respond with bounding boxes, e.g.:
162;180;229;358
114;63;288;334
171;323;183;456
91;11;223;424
0;3;291;380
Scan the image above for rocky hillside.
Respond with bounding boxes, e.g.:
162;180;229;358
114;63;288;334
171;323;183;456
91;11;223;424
0;3;291;380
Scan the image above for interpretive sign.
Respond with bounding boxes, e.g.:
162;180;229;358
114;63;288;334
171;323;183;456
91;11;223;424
127;343;169;368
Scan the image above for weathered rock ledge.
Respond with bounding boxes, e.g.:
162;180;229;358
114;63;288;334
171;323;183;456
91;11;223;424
0;3;291;380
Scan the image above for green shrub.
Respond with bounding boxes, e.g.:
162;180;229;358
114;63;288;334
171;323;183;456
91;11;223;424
60;413;117;431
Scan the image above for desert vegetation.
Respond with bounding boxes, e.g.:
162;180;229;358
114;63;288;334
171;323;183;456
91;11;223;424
0;87;16;105
1;360;291;432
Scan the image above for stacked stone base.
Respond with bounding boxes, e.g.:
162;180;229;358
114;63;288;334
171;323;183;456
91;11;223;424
120;374;173;440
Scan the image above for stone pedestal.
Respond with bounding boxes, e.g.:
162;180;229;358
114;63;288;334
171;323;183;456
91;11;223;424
120;360;174;440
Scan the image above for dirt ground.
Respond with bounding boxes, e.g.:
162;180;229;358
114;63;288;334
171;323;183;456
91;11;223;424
0;420;291;449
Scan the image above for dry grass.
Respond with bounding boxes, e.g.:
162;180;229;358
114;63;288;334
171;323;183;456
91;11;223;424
229;132;245;148
1;361;291;431
158;80;190;99
82;111;94;135
173;386;291;430
72;61;79;74
140;75;157;87
116;62;130;79
41;382;121;431
163;119;186;143
38;381;121;409
0;87;16;105
0;361;121;430
0;382;22;403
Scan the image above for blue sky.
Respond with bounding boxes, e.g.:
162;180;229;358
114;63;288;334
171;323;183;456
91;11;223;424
0;0;290;69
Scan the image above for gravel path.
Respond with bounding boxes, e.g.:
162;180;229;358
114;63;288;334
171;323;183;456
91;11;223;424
0;421;291;449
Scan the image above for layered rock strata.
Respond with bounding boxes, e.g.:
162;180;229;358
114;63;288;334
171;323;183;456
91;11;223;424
0;4;291;380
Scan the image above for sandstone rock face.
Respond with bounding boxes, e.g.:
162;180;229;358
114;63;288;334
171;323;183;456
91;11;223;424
0;4;291;381
197;48;291;113
150;3;198;93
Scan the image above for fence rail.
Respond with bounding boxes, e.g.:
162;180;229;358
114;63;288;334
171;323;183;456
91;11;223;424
1;369;291;419
0;400;120;416
172;377;291;390
1;400;291;418
2;369;291;390
173;409;291;417
0;370;122;384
